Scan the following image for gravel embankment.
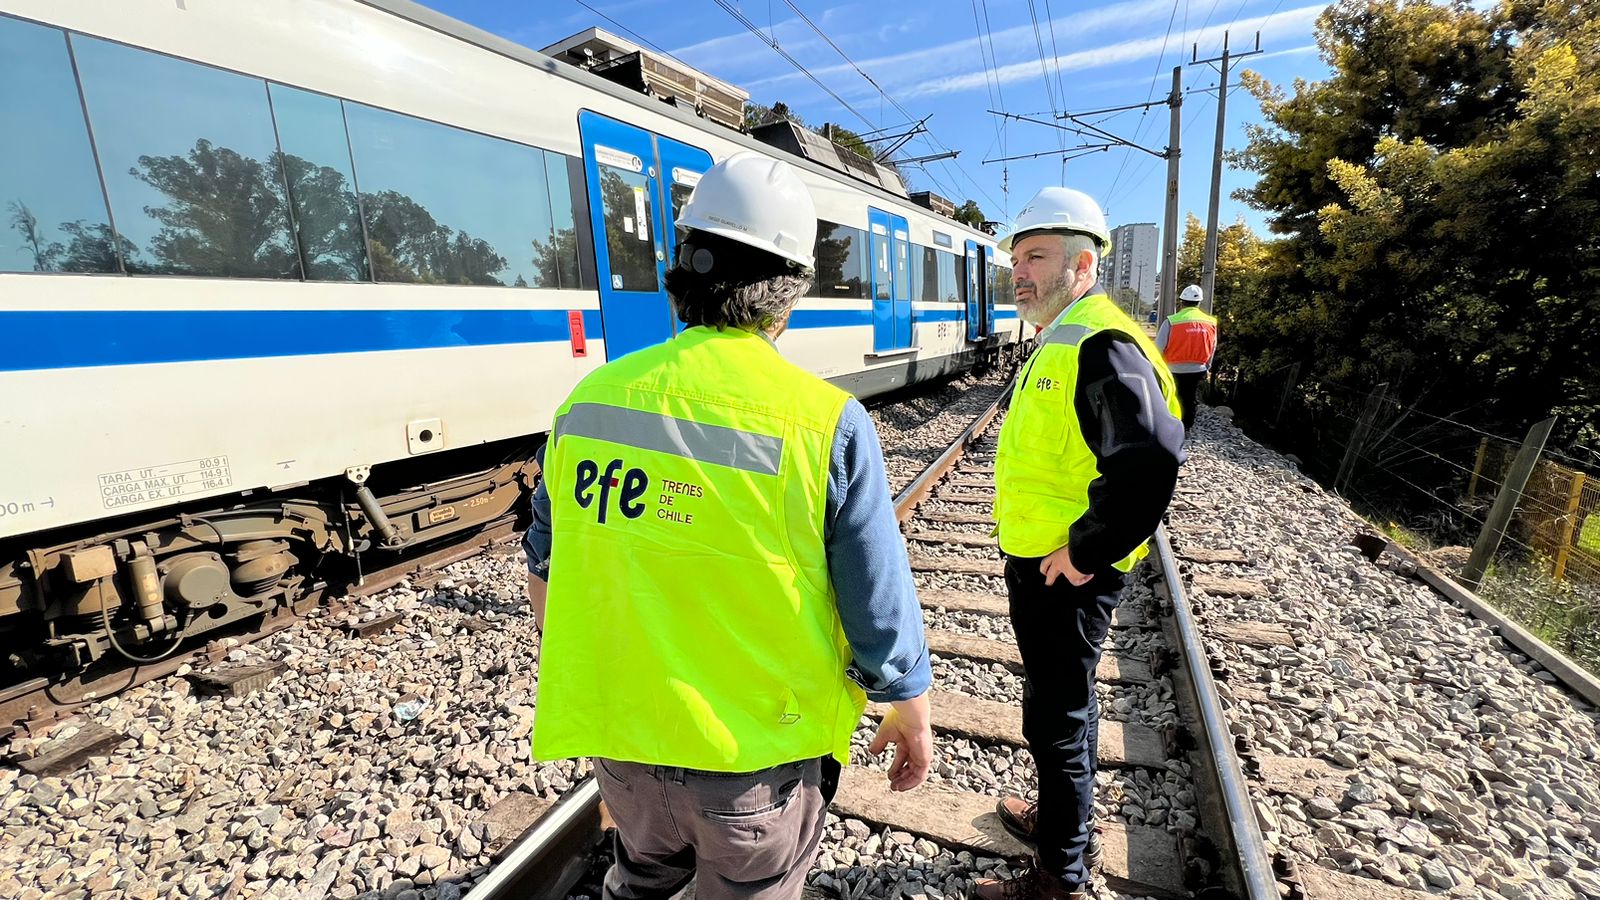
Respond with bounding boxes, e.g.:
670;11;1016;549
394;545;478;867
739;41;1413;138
1177;408;1600;899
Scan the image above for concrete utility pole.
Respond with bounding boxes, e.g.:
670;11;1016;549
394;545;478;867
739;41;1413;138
1191;32;1261;315
1160;66;1182;322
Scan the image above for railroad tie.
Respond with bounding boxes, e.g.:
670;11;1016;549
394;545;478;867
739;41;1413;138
908;553;1005;577
862;691;1167;768
186;661;288;699
917;588;1153;629
1209;621;1298;649
475;792;555;860
916;510;994;526
1190;575;1268;599
930;493;996;507
907;530;998;548
1176;546;1249;565
1291;865;1437;899
925;629;1153;684
832;772;1187;900
944;478;994;489
1252;755;1353;801
11;720;125;778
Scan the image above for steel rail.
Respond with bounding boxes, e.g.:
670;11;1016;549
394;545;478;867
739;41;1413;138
892;376;1013;519
467;779;603;900
483;380;1018;894
1153;525;1279;900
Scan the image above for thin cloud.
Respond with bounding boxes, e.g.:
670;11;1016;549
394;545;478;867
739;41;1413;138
902;4;1324;99
742;0;1174;94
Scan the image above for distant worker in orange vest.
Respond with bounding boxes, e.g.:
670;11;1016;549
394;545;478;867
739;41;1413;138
1157;284;1218;429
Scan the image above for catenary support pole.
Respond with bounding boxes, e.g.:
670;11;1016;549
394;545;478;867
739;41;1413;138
1160;66;1182;322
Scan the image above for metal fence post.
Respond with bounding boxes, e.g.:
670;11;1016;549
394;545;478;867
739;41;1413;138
1553;471;1588;583
1461;416;1558;589
1336;382;1388;495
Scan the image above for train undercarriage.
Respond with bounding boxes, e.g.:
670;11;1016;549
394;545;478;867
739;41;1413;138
0;439;540;680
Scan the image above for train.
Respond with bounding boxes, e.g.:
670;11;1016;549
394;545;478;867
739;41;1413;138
0;0;1020;676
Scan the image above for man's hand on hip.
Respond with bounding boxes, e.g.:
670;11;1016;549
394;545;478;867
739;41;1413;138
868;693;934;792
1040;544;1092;587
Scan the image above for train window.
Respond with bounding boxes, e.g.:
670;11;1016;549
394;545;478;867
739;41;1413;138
992;265;1015;305
893;231;910;301
344;102;557;287
873;229;891;301
669;183;694;224
919;247;939;303
542;151;582;290
594;164;659;292
937;250;959;302
810;221;868;299
267;85;368;282
72;34;300;278
0;17;118;274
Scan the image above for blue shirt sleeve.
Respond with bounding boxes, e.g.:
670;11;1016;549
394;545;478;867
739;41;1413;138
825;399;932;703
522;442;553;578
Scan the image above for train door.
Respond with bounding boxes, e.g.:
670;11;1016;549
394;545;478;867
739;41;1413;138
579;111;704;360
964;239;988;341
655;135;714;297
869;207;914;353
981;244;996;337
891;214;912;348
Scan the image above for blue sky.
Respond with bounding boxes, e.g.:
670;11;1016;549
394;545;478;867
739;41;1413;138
419;0;1329;239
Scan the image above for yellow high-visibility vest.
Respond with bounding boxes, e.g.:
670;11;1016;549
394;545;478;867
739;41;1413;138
995;293;1181;569
533;325;864;771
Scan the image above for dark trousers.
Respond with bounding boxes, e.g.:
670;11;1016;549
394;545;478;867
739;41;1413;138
1173;371;1205;429
594;756;836;900
1004;555;1126;887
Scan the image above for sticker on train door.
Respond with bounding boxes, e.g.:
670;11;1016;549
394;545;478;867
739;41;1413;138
568;310;588;358
633;187;649;240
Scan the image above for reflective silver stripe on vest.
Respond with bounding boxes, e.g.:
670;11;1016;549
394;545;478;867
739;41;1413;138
1043;323;1092;346
553;402;784;476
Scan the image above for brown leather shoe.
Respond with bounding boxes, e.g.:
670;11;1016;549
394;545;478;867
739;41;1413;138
970;866;1086;900
994;797;1103;872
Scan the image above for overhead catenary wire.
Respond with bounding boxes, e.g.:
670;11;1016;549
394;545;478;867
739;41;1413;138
772;0;1004;212
1105;0;1184;205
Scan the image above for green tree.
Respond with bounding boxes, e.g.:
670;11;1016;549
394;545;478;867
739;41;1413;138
1232;0;1600;460
953;200;986;228
131;139;299;277
1174;213;1268;318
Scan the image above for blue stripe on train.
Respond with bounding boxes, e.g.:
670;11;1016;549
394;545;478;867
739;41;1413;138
0;305;992;372
0;309;605;372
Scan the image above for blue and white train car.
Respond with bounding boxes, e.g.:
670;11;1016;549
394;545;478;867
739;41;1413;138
0;0;1017;671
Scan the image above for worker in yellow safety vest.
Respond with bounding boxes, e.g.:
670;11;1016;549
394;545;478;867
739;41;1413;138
523;152;933;900
1157;284;1219;428
976;187;1185;900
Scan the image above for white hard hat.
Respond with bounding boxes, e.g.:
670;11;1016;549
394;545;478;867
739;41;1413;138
1180;284;1204;304
675;151;817;269
997;186;1111;255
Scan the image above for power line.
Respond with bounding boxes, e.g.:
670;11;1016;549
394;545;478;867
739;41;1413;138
772;0;1004;212
1105;0;1184;205
569;0;694;67
708;0;879;132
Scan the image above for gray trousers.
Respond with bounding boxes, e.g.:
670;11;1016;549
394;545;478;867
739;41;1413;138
594;756;832;900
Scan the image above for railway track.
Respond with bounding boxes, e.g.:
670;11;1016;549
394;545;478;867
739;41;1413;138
10;393;1597;898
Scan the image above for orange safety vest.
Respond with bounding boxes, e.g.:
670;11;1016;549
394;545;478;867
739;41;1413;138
1163;307;1217;367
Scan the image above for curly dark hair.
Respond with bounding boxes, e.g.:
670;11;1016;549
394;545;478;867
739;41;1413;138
665;230;815;331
